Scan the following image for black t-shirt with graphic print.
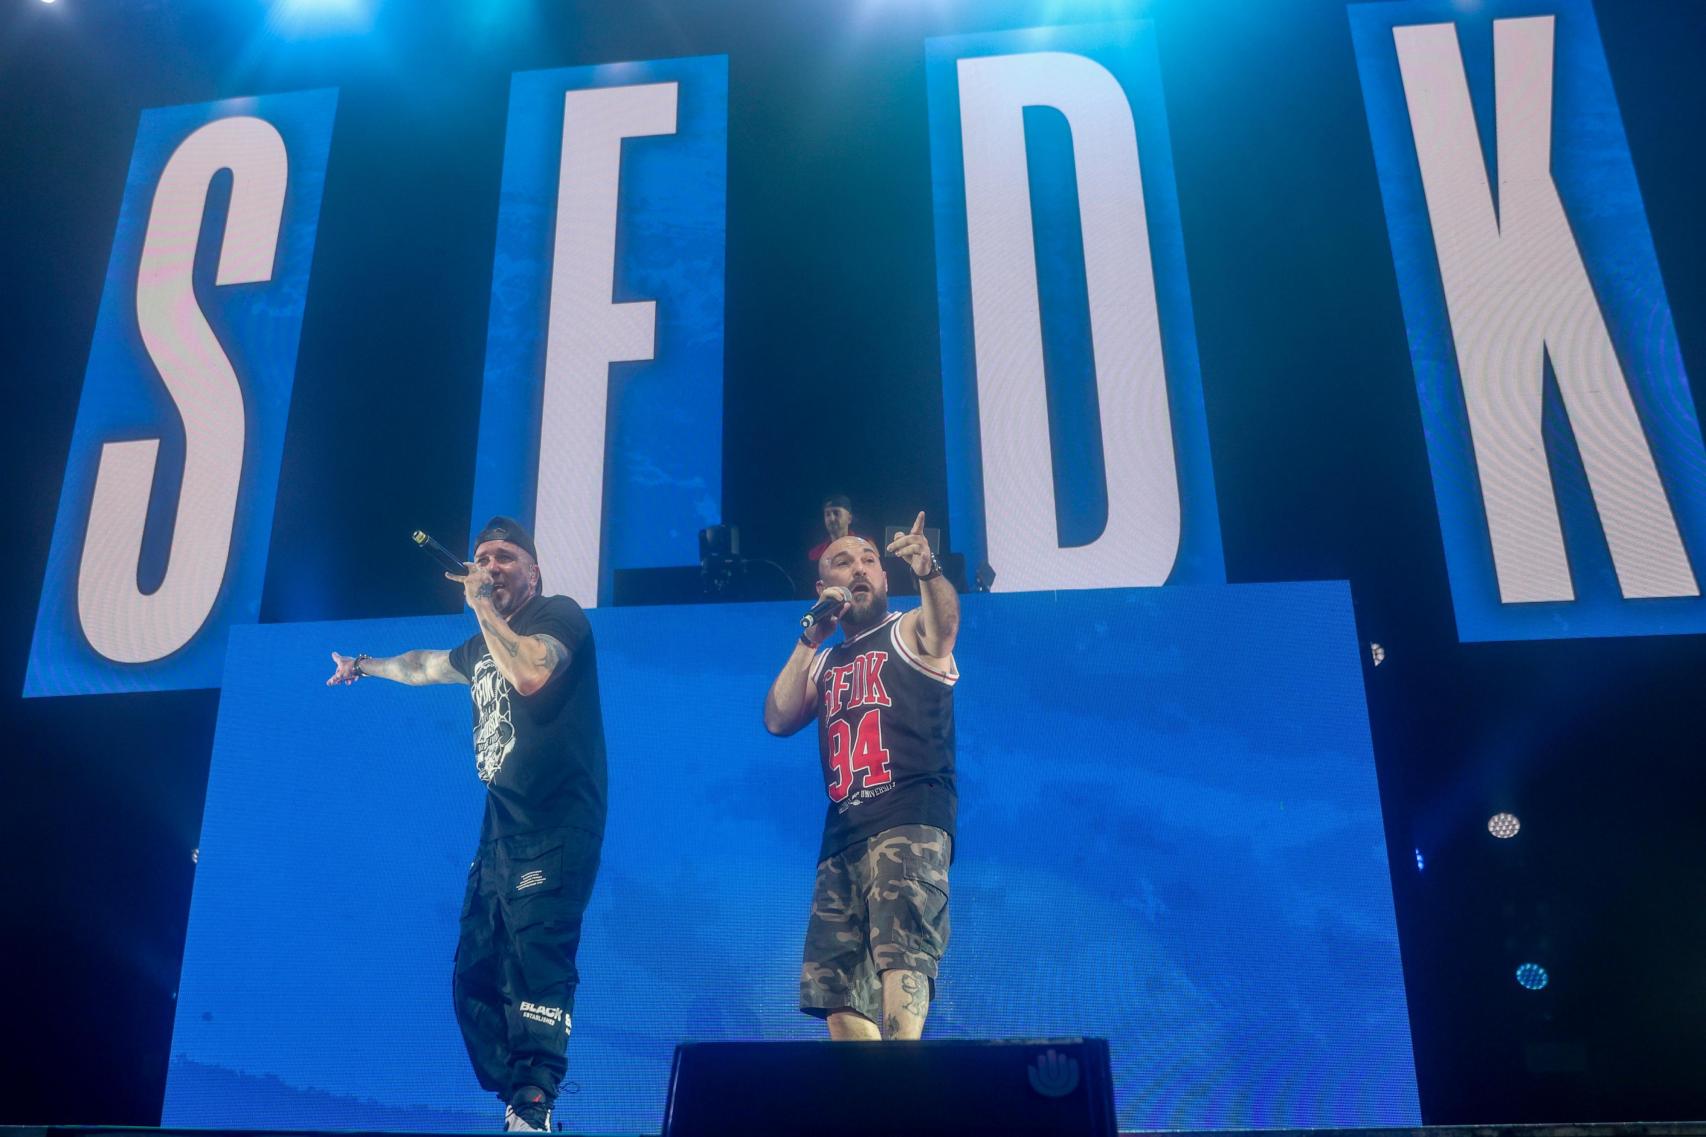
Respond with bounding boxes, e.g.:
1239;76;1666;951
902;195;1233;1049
448;593;607;844
809;610;957;861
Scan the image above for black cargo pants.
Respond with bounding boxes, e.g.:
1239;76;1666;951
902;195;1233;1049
452;825;601;1103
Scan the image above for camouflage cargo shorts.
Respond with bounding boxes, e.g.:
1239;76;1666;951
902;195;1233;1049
800;824;952;1022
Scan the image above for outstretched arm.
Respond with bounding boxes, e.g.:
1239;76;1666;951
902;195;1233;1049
327;650;466;687
887;511;959;660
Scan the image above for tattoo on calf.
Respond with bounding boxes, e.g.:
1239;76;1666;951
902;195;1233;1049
899;971;928;1020
884;1013;901;1039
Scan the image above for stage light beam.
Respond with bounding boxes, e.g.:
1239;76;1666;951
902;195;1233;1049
1516;962;1549;990
265;0;376;35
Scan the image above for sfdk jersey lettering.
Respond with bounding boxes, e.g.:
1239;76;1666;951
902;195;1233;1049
810;611;958;861
821;651;892;717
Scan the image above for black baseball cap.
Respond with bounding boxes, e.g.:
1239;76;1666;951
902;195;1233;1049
474;515;538;562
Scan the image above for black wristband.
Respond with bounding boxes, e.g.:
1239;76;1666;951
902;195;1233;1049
352;653;371;677
914;554;943;582
798;633;817;650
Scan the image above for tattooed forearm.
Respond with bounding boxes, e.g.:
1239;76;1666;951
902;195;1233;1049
884;1014;901;1039
356;649;461;686
475;620;567;695
478;617;522;659
475;580;495;601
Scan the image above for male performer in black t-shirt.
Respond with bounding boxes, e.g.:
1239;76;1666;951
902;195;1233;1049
326;516;606;1133
764;512;959;1041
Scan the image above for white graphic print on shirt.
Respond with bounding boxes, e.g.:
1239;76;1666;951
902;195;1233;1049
470;655;515;783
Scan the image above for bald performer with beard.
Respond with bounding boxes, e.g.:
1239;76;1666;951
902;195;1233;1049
763;513;960;1041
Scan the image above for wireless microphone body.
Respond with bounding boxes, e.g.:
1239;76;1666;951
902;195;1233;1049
801;587;851;630
412;530;469;576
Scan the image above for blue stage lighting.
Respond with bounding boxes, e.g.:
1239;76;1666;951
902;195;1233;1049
266;0;375;34
1488;811;1521;839
1414;848;1424;872
1516;963;1549;990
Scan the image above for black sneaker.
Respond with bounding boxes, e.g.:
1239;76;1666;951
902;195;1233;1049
503;1085;553;1132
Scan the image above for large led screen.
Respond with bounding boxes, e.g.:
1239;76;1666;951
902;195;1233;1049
1350;0;1706;640
164;583;1418;1132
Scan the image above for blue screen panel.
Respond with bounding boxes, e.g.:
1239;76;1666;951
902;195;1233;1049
471;56;727;605
1349;0;1706;640
925;23;1222;587
164;584;1417;1132
26;90;336;695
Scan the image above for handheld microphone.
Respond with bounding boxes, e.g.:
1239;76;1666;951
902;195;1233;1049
801;587;851;630
412;530;468;577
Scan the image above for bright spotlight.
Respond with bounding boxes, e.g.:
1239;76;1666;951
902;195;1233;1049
266;0;375;34
1516;962;1549;990
1488;812;1521;839
276;0;362;11
1369;643;1386;667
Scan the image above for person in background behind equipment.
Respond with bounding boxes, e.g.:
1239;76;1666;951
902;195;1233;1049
325;516;606;1133
806;493;862;567
764;511;959;1041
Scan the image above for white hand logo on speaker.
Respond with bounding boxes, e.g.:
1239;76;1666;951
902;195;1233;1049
1027;1048;1080;1098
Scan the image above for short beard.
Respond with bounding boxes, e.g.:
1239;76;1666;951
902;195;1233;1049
838;590;888;635
495;580;537;618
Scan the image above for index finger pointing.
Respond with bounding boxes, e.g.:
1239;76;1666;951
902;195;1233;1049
911;511;925;535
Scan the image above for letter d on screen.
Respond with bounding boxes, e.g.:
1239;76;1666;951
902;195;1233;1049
926;24;1221;593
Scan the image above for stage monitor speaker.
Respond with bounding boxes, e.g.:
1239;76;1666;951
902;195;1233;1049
662;1037;1116;1137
